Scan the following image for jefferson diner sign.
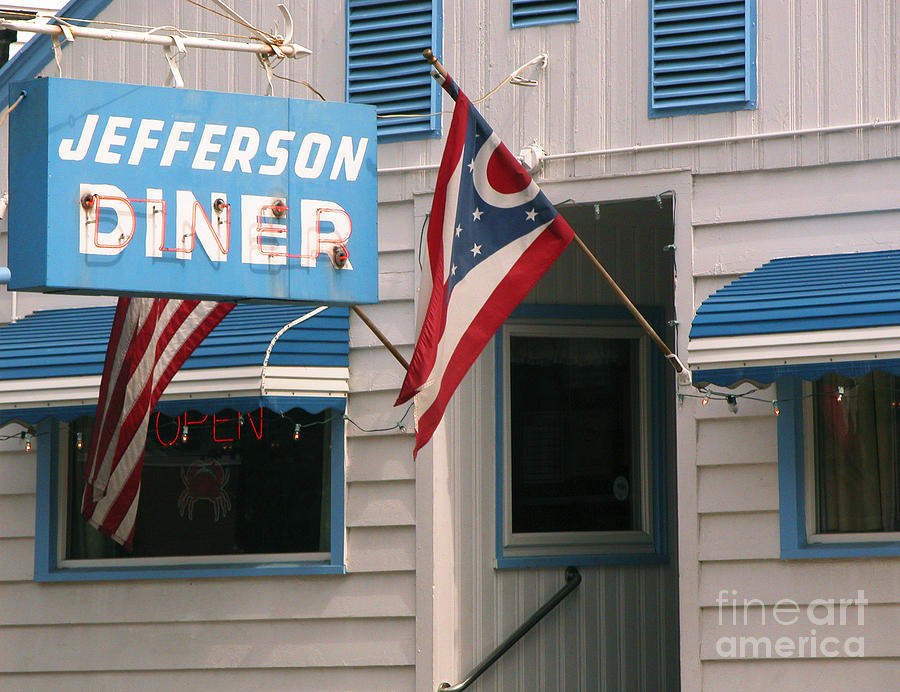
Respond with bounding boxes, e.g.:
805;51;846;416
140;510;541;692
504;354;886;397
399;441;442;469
7;77;378;303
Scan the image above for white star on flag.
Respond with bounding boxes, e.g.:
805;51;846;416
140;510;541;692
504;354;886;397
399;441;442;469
472;208;483;221
455;224;463;237
467;159;475;172
470;243;482;257
526;208;537;221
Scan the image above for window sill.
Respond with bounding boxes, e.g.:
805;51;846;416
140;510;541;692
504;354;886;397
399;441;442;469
35;560;346;582
782;542;900;560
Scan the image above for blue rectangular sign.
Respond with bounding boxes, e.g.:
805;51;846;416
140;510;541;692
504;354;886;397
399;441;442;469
8;77;378;304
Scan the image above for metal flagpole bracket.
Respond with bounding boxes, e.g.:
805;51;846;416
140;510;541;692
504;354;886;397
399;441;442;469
517;140;545;173
257;53;275;96
146;27;188;88
668;353;693;386
50;19;74;77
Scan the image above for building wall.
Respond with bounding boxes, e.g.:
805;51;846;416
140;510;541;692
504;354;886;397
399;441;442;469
686;158;900;691
0;2;417;690
2;0;900;690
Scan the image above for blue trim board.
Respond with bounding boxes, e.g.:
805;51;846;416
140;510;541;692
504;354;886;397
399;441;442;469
776;375;900;559
494;304;670;568
4;396;347;426
34;397;347;582
694;358;900;388
0;0;112;103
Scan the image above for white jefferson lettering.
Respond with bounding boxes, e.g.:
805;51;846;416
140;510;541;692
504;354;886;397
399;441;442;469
57;115;368;182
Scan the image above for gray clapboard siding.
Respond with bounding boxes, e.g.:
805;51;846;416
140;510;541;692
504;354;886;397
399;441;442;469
698;464;780;514
697;418;778;467
0;617;416;672
346;436;415;482
0;666;416;692
0;572;416;625
346;525;416;572
0;537;34;581
702;659;900;692
698;512;781;562
700;604;899;659
345;479;416;528
699;559;900;606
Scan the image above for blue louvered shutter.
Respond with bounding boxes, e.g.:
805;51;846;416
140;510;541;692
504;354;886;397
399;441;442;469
649;0;756;117
511;1;578;28
347;0;442;141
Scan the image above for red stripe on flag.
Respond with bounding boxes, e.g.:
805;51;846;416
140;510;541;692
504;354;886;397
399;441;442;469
396;89;471;405
412;217;573;456
81;297;235;548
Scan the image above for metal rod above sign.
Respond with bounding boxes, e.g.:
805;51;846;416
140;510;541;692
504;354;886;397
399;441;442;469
0;18;312;58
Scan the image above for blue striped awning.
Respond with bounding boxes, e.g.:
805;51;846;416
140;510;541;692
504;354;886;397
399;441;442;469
0;304;350;422
688;250;900;386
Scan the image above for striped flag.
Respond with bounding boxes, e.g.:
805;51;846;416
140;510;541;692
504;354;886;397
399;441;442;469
395;73;574;456
81;296;235;548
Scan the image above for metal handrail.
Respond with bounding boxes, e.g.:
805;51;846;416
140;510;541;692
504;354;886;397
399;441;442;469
438;566;582;692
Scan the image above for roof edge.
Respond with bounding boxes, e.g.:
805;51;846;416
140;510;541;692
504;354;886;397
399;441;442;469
0;0;113;102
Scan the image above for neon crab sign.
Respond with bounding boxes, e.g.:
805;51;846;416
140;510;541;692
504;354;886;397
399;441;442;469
178;459;231;522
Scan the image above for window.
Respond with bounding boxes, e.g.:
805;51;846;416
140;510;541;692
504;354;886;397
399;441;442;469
346;0;442;142
649;0;757;118
778;372;900;558
511;1;578;28
36;399;345;580
807;373;900;539
496;315;667;567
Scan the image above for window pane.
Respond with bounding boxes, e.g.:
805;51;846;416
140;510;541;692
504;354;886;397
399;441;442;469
509;334;639;534
67;407;331;559
814;372;900;533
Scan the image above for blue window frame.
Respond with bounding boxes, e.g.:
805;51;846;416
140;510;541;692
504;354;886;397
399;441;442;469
511;1;578;28
346;0;442;142
33;396;346;581
495;305;668;568
777;372;900;559
649;0;757;117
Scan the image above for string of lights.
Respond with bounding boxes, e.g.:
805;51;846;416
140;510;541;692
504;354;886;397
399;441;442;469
680;382;900;416
1;404;415;453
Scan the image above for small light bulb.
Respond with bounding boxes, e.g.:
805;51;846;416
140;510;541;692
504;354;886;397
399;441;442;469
24;432;32;452
726;395;738;414
836;386;845;403
701;395;710;406
238;413;244;427
293;423;301;440
772;401;780;417
76;432;84;450
181;425;189;443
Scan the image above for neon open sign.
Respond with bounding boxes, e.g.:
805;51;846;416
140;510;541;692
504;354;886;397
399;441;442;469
7;77;378;304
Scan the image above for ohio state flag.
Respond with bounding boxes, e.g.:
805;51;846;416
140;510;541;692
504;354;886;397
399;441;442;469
396;74;574;455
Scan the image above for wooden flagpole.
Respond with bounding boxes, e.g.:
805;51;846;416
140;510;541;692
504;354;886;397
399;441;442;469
352;306;410;371
422;48;691;383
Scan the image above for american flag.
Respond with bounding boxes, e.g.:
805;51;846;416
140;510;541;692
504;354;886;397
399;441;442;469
81;296;234;548
396;74;574;455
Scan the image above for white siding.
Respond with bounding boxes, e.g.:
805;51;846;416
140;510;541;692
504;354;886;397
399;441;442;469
0;2;418;689
423;194;682;691
3;0;900;689
688;161;900;689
